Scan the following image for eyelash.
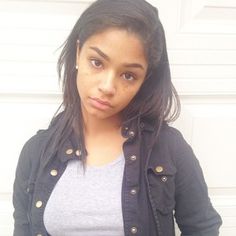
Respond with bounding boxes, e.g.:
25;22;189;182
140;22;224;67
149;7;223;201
122;72;136;81
90;58;103;69
89;58;137;81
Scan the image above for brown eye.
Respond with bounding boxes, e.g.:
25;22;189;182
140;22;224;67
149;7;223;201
91;59;103;68
122;72;135;81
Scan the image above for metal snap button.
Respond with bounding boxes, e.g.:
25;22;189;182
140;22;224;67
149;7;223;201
66;148;73;155
50;169;58;176
130;189;137;195
161;176;168;182
35;201;43;208
155;166;163;173
128;131;135;137
130;155;137;161
75;149;81;156
131;226;138;234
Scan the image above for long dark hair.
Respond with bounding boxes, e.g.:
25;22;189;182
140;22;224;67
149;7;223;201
43;0;180;167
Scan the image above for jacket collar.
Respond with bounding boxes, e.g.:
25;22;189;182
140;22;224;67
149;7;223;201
57;119;155;163
57;131;82;163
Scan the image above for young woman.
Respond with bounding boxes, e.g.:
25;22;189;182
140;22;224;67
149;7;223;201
13;0;222;235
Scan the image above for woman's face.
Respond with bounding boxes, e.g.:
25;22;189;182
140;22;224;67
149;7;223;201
76;28;148;122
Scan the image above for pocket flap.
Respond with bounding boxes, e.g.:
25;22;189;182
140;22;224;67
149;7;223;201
148;163;176;176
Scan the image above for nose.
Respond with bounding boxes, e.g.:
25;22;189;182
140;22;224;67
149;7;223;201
98;71;116;95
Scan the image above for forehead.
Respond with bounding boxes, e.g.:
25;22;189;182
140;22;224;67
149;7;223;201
80;27;147;64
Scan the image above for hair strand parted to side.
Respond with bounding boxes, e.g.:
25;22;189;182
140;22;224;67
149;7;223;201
45;0;180;169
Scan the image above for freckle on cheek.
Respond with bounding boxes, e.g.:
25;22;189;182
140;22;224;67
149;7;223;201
121;84;130;90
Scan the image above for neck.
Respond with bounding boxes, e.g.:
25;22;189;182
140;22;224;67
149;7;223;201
83;114;122;137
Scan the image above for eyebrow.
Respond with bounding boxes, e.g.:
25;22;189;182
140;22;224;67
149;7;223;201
89;46;145;70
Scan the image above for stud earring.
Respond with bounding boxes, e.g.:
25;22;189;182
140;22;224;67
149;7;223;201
75;65;78;70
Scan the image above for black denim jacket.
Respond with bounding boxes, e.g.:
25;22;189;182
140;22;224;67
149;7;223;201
13;121;222;236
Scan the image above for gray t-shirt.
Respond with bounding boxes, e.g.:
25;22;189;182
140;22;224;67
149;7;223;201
43;154;125;236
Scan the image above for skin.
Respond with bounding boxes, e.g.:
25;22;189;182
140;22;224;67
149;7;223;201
76;27;148;166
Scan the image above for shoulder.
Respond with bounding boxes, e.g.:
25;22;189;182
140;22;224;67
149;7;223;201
160;124;200;173
16;129;51;174
147;124;197;169
21;129;50;156
142;121;191;156
158;124;191;152
142;121;186;145
160;124;184;140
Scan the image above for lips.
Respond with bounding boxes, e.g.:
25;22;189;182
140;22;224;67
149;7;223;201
89;97;113;110
92;97;112;106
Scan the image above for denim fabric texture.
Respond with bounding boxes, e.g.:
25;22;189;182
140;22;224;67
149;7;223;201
13;120;222;236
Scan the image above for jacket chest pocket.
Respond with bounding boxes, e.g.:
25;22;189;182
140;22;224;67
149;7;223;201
147;164;176;215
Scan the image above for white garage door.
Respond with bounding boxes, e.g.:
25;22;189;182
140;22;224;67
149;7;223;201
0;0;235;235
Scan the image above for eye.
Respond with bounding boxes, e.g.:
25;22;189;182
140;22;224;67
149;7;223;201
122;72;136;81
90;59;103;69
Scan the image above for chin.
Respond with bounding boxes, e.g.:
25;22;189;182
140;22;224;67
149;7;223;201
86;109;111;119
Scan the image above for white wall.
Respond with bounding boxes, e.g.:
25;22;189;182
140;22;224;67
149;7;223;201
0;0;235;235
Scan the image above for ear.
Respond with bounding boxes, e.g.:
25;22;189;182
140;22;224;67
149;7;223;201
76;40;80;68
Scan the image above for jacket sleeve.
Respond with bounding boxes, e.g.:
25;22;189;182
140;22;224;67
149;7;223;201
171;129;222;236
12;135;40;236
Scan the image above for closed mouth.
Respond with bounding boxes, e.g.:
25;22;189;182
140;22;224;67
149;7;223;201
90;97;113;107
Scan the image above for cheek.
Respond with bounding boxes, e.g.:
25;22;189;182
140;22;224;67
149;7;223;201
76;70;90;96
76;74;81;94
76;56;91;89
119;85;142;106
